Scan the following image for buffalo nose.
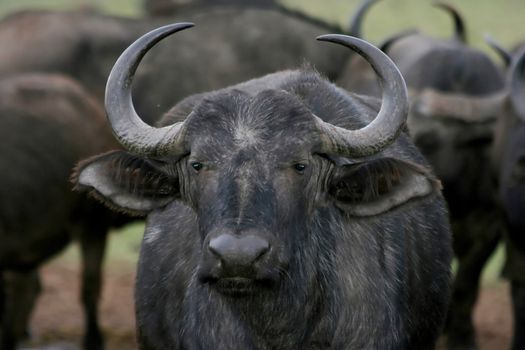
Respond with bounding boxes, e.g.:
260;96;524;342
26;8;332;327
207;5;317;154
208;234;270;277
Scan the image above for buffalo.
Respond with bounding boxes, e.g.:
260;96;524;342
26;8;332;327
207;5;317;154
336;1;467;97
343;3;507;348
492;46;525;350
393;36;505;350
0;73;128;350
74;23;452;349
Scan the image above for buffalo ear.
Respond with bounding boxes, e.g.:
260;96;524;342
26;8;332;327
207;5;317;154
329;157;441;216
72;150;179;215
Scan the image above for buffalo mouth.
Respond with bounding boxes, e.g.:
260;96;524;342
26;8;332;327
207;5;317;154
205;277;275;297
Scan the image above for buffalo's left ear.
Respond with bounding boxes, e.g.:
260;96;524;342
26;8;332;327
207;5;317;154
329;158;442;216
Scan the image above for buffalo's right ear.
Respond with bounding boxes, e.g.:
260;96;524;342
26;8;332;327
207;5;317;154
72;150;179;216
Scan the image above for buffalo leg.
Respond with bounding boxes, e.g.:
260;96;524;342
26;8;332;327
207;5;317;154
0;272;16;350
446;219;501;350
80;228;108;350
501;220;525;350
4;270;41;342
511;280;525;350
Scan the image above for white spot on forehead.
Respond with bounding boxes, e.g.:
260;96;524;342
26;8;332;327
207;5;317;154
233;121;260;147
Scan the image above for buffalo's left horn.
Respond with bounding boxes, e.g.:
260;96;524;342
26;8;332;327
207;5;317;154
316;35;408;157
105;22;194;157
510;47;525;121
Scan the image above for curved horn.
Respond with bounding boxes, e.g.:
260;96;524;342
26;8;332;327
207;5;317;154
433;2;466;43
348;0;380;37
411;88;507;123
484;34;512;67
510;47;525;121
105;22;194;157
316;35;408;157
378;29;418;53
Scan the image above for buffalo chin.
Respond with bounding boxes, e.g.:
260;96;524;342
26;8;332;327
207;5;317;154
206;277;275;297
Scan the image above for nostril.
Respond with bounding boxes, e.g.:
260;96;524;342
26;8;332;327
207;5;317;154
253;241;270;262
208;234;270;268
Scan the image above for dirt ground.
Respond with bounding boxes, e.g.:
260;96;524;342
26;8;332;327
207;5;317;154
19;258;512;350
22;261;138;350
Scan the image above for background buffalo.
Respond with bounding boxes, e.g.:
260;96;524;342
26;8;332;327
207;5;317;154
348;3;507;349
491;46;525;350
0;73;131;349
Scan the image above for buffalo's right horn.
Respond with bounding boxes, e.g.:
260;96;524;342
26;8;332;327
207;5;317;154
105;22;194;157
316;35;408;158
510;47;525;122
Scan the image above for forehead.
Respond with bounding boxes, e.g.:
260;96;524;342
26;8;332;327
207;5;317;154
185;89;318;156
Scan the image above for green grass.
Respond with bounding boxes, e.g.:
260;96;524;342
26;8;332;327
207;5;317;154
106;222;144;267
481;243;505;285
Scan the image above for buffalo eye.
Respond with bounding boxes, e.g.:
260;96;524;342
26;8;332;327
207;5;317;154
191;161;204;172
294;163;307;174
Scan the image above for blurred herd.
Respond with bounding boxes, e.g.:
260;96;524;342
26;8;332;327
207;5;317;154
0;0;524;349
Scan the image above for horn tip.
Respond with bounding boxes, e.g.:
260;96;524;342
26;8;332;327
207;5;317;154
161;22;195;33
174;22;195;29
154;22;195;38
317;34;355;43
317;34;364;50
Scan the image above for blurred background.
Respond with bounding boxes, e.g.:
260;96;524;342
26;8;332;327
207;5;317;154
0;0;523;349
1;0;524;51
